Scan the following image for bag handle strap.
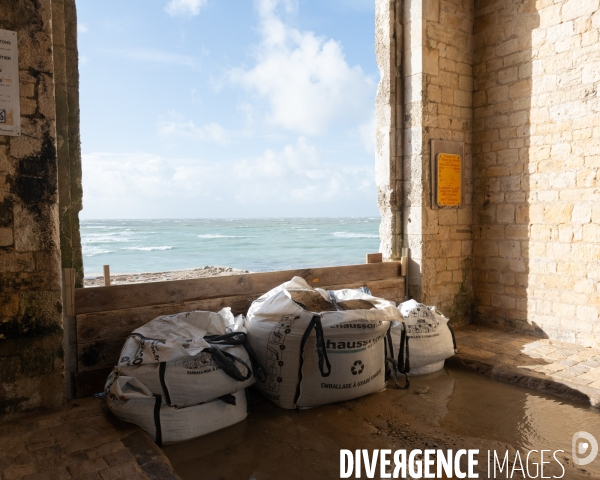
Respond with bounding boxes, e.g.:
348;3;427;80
207;332;268;382
314;316;331;377
205;348;254;382
293;315;332;406
385;326;410;390
447;322;458;353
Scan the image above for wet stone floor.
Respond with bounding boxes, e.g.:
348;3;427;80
451;325;600;405
0;397;178;480
164;367;600;480
5;325;600;480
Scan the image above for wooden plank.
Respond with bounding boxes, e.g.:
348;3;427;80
78;339;123;373
74;367;112;398
103;265;111;287
63;268;75;317
74;262;401;315
62;268;77;400
76;278;406;345
77;294;260;345
365;253;383;263
75;278;405;373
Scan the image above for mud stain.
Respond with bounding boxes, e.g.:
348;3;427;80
163;368;600;479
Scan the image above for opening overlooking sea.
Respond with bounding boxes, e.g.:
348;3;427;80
81;217;382;278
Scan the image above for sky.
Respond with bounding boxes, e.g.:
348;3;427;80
76;0;380;219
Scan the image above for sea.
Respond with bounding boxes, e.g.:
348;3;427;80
81;218;382;278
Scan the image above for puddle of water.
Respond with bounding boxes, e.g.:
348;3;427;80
163;367;600;479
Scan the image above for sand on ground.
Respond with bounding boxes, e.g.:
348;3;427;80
84;266;249;287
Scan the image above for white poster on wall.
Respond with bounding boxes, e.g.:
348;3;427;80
0;29;20;137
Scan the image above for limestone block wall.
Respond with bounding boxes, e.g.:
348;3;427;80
0;0;83;416
399;0;475;325
472;0;600;345
53;0;83;288
376;0;403;261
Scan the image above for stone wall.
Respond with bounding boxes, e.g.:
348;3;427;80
53;0;83;288
0;0;83;417
376;0;475;326
472;0;600;346
375;0;403;262
377;0;600;344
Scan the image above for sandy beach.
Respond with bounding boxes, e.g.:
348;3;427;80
83;266;249;287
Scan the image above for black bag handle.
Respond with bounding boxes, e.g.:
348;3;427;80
385;324;410;390
204;348;253;382
206;331;268;382
447;322;458;353
128;330;267;382
293;315;332;406
314;316;332;377
153;394;163;446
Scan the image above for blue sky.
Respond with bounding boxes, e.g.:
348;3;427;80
77;0;379;218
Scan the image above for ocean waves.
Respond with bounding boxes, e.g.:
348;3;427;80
198;234;256;239
332;232;379;239
125;246;173;251
80;217;382;275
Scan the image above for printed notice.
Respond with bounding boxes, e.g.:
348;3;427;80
0;29;20;136
437;153;461;207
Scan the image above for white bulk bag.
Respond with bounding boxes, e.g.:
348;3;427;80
105;370;247;444
389;300;457;375
246;277;403;409
116;308;264;407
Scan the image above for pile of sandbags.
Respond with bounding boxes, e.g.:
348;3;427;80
105;308;265;444
105;278;460;444
388;299;457;375
246;277;408;409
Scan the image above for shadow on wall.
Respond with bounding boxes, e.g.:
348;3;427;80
472;0;539;334
474;0;600;349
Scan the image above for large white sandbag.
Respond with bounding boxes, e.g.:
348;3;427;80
389;300;457;375
105;370;247;444
246;277;403;409
116;308;264;406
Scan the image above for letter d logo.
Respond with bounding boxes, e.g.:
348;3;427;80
573;431;598;466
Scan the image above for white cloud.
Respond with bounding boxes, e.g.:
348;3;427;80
229;0;375;135
157;113;229;145
78;23;89;34
102;48;198;68
165;0;208;17
79;54;90;66
81;139;376;218
358;113;376;154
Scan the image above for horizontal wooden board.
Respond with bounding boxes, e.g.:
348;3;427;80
77;278;405;345
75;277;406;374
74;262;401;315
74;367;112;398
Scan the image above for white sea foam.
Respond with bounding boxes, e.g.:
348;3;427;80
82;232;132;243
83;246;113;257
124;246;173;251
198;234;255;239
332;232;379;239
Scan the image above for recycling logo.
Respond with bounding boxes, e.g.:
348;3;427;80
351;360;364;375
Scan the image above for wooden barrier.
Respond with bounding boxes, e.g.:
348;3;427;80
70;262;405;398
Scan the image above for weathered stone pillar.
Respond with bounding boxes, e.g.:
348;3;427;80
0;0;64;415
53;0;84;287
376;0;475;325
375;0;402;261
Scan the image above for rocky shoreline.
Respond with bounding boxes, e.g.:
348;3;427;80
83;266;249;287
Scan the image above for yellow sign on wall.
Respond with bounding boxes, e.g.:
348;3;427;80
437;153;461;207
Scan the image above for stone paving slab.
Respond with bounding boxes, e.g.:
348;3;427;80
448;324;600;407
0;397;180;480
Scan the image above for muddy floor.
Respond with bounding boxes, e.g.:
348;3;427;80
163;367;600;479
